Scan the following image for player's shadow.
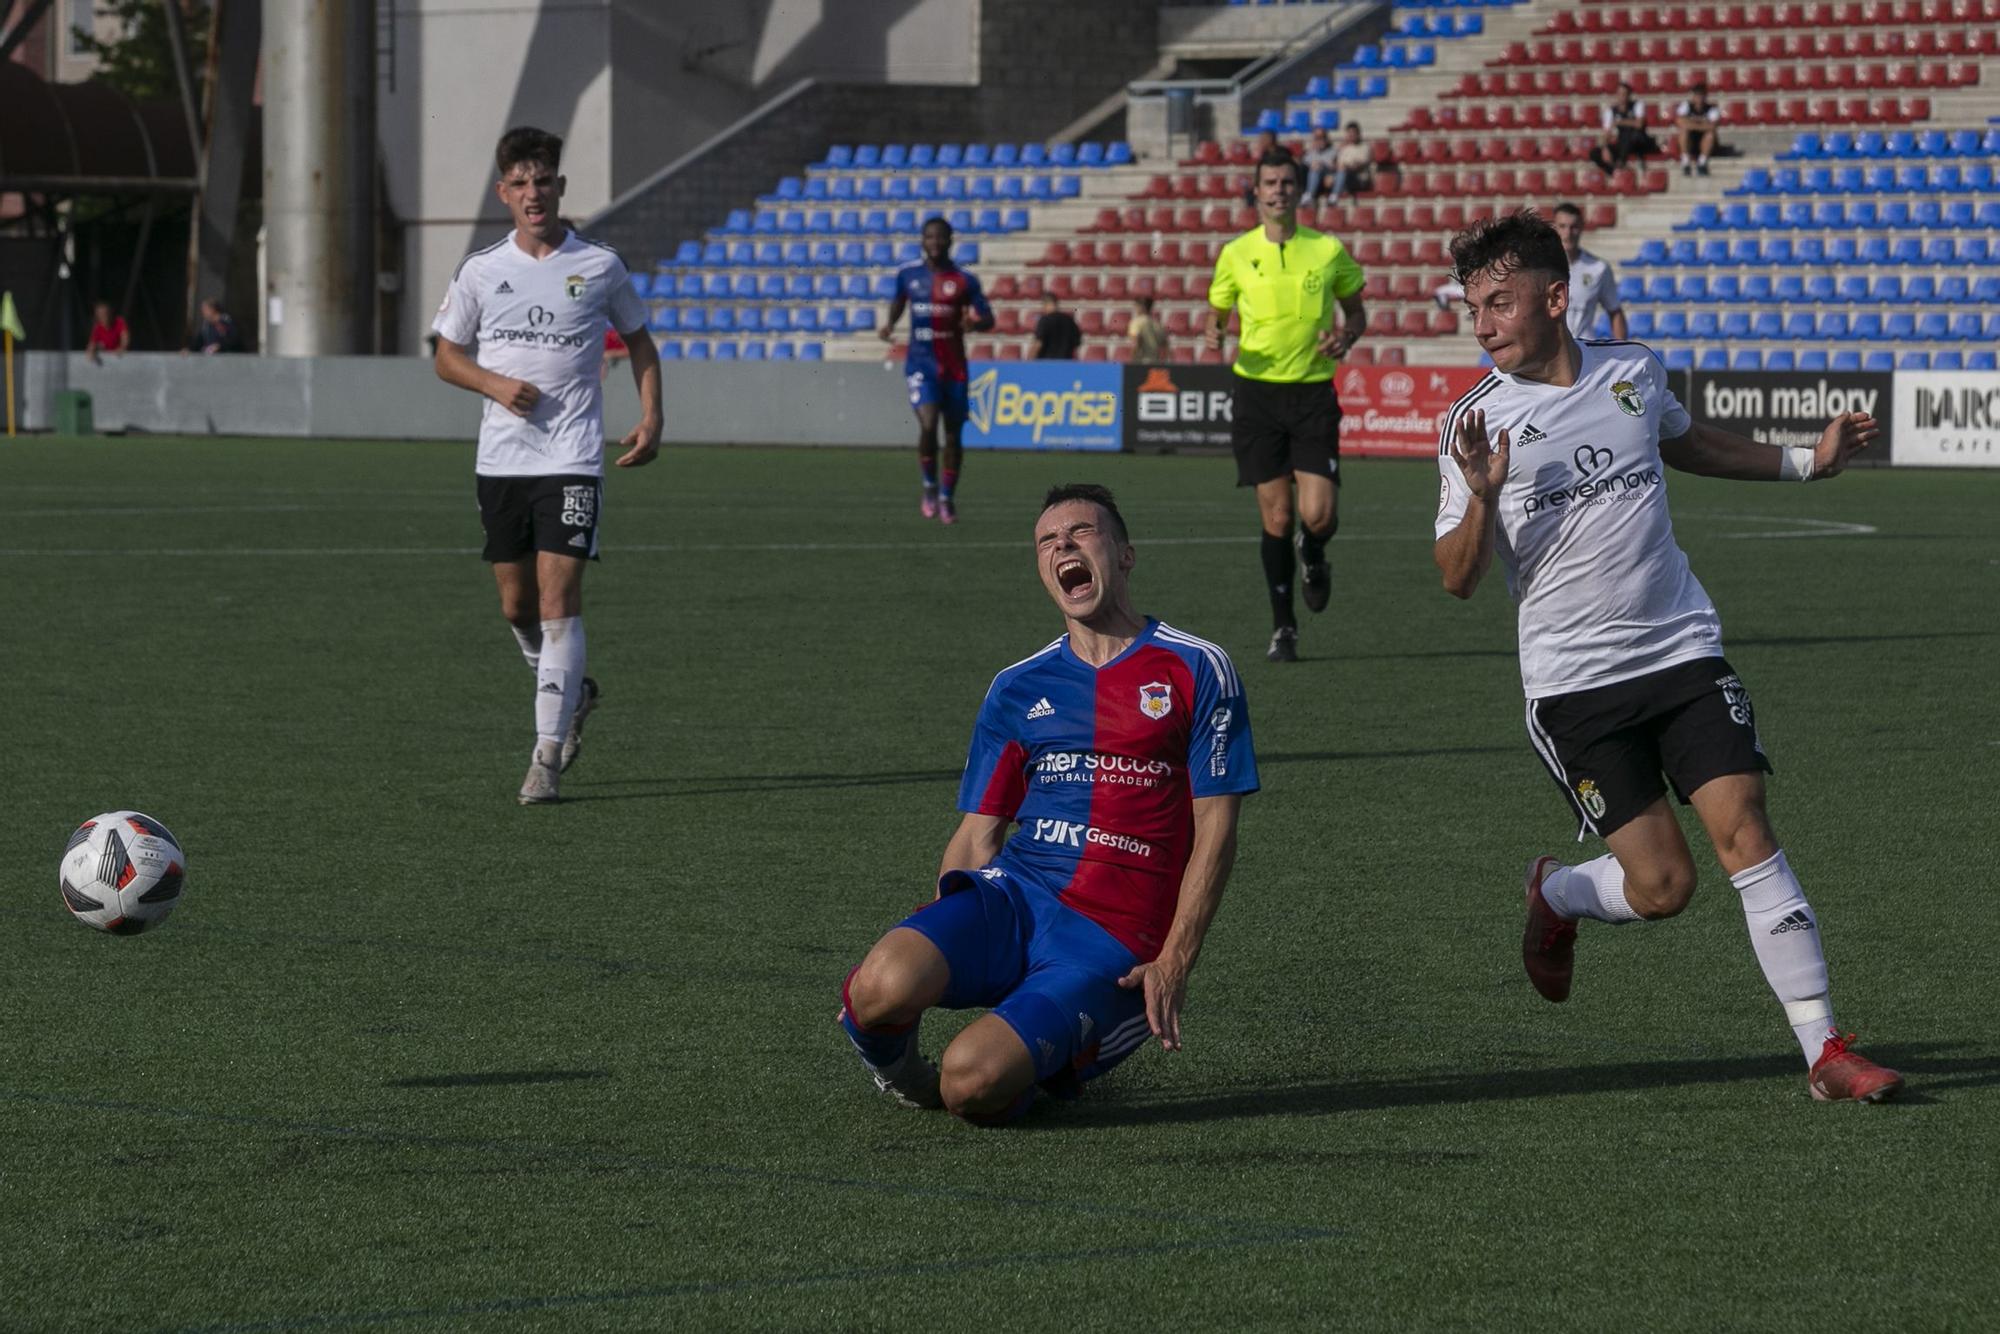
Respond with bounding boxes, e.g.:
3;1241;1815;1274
1054;1042;1992;1128
383;1069;610;1090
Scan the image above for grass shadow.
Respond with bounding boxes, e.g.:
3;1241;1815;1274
385;1070;611;1090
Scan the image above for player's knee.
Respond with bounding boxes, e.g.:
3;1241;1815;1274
1711;812;1777;872
938;1046;1028;1118
845;951;926;1029
1624;860;1698;919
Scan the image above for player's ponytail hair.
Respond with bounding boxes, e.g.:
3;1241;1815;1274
1448;210;1570;292
1042;484;1129;545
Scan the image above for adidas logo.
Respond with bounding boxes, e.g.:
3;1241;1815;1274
1026;697;1055;720
496;281;514;294
567;532;589;548
1517;422;1548;446
538;681;561;694
1770;909;1815;935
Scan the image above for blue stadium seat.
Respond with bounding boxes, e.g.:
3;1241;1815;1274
1837;276;1869;303
1922;235;1953;264
1626;311;1655;338
1864;167;1898;193
1773;273;1805;302
1784;312;1815;339
1779;133;1818;160
1691;311;1720;338
1942;200;1976;228
872;273;897;299
1024;177;1053;201
1741;274;1773;302
1663;347;1694;370
1811;202;1846;229
1765;349;1795;370
967;177;995;201
859;208;888;233
776;210;805;234
1903;276;1936;304
1977;202;2000;231
1720;204;1754;231
1617;275;1644;303
1857;237;1890;265
813;273;841;298
946;207;974;231
1676;203;1720;232
1803;274;1836;302
1939;275;1971;304
1772;168;1803;194
657;339;683;360
1782;203;1814;228
1824;131;1856;158
1897;351;1929;369
1932;350;1963;370
648;308;677;332
994;176;1025;201
1894;166;1926;191
738;308;764;334
1869;275;1902;303
881;144;910;169
854;145;882;168
910;177;938;200
1847;202;1878;229
992;143;1020;166
1969;351;1999;371
1833;166;1865;192
1887;236;1921;264
1915;313;1950;339
1731;349;1762;370
1711;274;1742;302
1751;311;1783;339
829;177;857;201
1698;348;1729;370
1657;310;1689;338
1919;129;1954;157
1003;207;1031;231
1698;240;1731;266
768;341;795;360
1051;143;1079;167
1720;310;1751;337
956;241;981;263
803;178;832;201
1830;351;1861;371
1794;237;1826;265
821;309;848;334
808;210;836;234
1950;313;1983;340
1675;275;1707;302
1798;350;1829;370
1910;202;1942;230
1884;311;1916;339
1645;275;1678;302
1885;130;1917;157
732;272;760;298
826;145;855;168
785;273;813;298
714;341;739;360
752;212;780;235
763;308;789;332
701;272;730;298
1803;167;1835;194
800;342;825;361
684;339;710;360
1313;110;1342;130
857;178;884;200
1729;171;1772;197
1077;142;1105;166
1974;276;2000;304
1304;75;1332;97
1021;143;1049;167
1633;238;1669;266
1347;44;1382;68
1851;313;1883;341
1854;131;1887;158
786;242;814;266
1361;76;1389;97
1968;165;1997;192
1929;165;1963;192
975;207;1003;233
937;144;964;168
1751;203;1784;230
741;341;767;361
1454;14;1483;35
791;308;821;333
1815;312;1849;339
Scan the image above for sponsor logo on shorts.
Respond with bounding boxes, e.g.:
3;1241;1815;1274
561;485;596;529
1033;751;1172;788
1028;818;1155;859
1138;681;1172;721
1610;379;1645;417
1575;778;1607;820
1717;672;1757;732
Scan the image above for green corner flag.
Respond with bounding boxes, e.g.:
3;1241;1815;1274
0;291;24;343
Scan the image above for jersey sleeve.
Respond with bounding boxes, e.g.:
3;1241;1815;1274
1187;652;1258;798
1435;420;1474;540
963;271;993;324
1207;244;1238;312
1329;242;1366;301
432;258;482;345
1658;362;1692;439
956;685;1029;818
607;264;648;336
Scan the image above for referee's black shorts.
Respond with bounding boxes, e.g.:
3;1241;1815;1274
1230;375;1341;487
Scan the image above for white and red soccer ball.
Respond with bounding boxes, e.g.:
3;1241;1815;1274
58;811;187;935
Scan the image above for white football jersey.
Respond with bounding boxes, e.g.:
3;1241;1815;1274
1434;340;1722;699
1565;250;1620;338
433;230;647;478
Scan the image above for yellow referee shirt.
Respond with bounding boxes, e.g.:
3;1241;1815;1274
1207;225;1366;383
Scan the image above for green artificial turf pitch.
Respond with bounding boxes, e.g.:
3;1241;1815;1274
2;437;1996;1332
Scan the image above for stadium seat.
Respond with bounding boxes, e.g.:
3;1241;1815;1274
1897;351;1928;369
1691;312;1720;338
1798;350;1829;371
1851;312;1883;340
1712;275;1742;303
1750;311;1783;339
1664;348;1694;370
1830;351;1861;371
1626;311;1655;338
1765;349;1795;370
1742;274;1774;302
1784;312;1816;340
1940;275;1972;304
1698;349;1728;370
1720;310;1751;337
1730;349;1762;370
1904;276;1937;305
1970;351;1999;372
1932;351;1963;371
1657;311;1689;338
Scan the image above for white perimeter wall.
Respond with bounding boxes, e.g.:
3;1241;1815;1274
381;0;976;355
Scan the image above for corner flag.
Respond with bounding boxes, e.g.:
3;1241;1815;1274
0;291;23;343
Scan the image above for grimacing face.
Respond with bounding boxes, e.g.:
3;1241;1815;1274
1035;500;1132;623
1462;265;1567;375
497;160;564;240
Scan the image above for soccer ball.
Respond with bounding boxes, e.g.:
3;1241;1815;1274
58;811;187;935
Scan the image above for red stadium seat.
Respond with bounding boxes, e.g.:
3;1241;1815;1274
1164;309;1193;336
998;343;1023;360
1078;311;1105;337
1097;241;1125;266
1378;205;1408;230
1377;345;1405;366
1437;204;1467;230
1073;275;1102;300
1586;203;1616;229
1103;275;1129;301
1069;241;1099;267
1034;242;1070;267
1047;274;1075;299
1084;208;1118;233
1407;204;1437;230
1429;309;1460;336
1018;274;1044;300
1396;309;1429;336
1388;273;1422;301
1363;274;1390;301
1141;175;1173;199
1351;238;1385;266
1156;273;1188;301
1414;238;1447;269
1131;274;1156;298
1386;238;1415;266
1190;141;1222;166
990;274;1019;299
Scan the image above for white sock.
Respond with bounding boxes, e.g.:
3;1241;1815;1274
1731;849;1835;1067
534;615;586;748
510;623;543;674
1681;154;1693;167
1538;854;1642;924
1697;155;1709;167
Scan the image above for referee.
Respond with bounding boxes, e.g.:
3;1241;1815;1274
1204;146;1367;663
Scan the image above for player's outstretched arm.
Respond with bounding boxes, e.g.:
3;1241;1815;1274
1660;413;1878;481
434;336;540;418
612;327;663;468
1436;408;1508;599
935;813;1010;891
1118;794;1241;1052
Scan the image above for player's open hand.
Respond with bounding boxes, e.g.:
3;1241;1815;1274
876;323;894;344
1452;408;1511;500
613;420;660;468
495;377;541;418
1118;956;1191;1052
1316;324;1358;360
1202;321;1224;354
1813;410;1879;480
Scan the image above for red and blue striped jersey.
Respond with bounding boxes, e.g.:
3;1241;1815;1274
897;262;991;383
956;619;1258;960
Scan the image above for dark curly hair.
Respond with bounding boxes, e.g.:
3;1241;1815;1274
1448;210;1570;290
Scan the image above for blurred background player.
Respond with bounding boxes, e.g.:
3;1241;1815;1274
1551;202;1627;341
1434;212;1900;1103
879;216;994;524
1204;146;1367;664
432;125;662;804
838;484;1257;1124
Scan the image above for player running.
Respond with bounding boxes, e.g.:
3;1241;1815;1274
433;126;662;805
1434;212;1901;1103
839;484;1258;1124
878;216;994;525
1204;146;1367;664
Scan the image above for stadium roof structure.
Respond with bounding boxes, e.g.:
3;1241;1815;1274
0;62;198;197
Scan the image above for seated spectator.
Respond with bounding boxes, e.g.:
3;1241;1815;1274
1328;123;1374;205
183;298;243;355
1127;296;1169;362
1029;293;1082;360
1674;82;1722;177
1588;82;1658;178
1302;128;1340;201
84;299;131;363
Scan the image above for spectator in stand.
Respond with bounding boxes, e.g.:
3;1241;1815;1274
183;298;243;355
1588;82;1657;178
1327;123;1374;205
1128;296;1169;362
84;299;130;363
1674;82;1722;178
1302;127;1340;202
1030;293;1082;360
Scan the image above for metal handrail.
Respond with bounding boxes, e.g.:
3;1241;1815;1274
1128;0;1368;100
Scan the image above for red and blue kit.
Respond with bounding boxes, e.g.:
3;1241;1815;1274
892;619;1258;1088
896;261;991;424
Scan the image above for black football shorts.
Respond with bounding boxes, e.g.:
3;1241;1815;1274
476;473;601;563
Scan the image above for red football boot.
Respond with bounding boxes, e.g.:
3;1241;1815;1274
1522;855;1578;1003
1809;1032;1905;1103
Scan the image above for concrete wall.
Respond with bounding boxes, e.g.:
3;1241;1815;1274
16;352;915;446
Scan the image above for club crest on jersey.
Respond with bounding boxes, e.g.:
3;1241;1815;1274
1138;681;1173;721
564;274;586;300
1609;380;1644;417
1575;778;1608;820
